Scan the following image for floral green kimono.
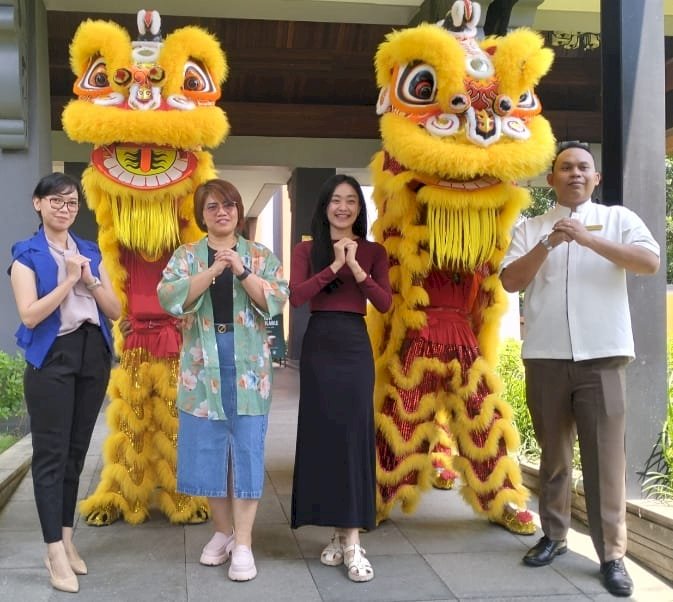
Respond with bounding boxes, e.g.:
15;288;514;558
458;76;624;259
157;236;288;419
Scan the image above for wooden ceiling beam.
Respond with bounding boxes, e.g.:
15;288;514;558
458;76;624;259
545;109;601;143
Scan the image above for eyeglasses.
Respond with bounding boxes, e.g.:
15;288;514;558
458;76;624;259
45;196;80;211
205;201;237;214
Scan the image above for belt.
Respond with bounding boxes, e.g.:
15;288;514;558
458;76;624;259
215;322;234;333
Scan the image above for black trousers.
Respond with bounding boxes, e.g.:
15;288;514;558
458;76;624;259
24;322;111;543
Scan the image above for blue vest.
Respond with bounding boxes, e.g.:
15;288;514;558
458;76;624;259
10;228;113;368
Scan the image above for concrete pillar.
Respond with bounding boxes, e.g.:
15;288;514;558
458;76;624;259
0;0;50;353
286;167;335;360
601;0;668;497
271;188;284;262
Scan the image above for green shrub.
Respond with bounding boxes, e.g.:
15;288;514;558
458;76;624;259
496;339;539;460
642;399;673;501
642;341;673;500
0;433;18;453
0;351;25;421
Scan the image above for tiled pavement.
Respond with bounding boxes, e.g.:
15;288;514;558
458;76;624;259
1;366;672;601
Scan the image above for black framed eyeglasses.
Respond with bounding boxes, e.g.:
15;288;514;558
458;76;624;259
46;197;80;211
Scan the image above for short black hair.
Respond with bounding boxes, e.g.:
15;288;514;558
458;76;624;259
32;172;82;223
33;172;82;200
551;141;595;170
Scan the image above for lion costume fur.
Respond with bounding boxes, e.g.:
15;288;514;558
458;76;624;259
369;1;556;532
62;11;228;524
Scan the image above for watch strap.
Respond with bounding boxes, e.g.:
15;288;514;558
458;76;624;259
236;266;251;281
540;234;553;252
86;277;102;290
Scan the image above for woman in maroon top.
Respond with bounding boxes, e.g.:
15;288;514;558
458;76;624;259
289;174;391;583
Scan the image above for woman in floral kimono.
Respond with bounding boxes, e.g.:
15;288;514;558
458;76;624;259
158;179;288;582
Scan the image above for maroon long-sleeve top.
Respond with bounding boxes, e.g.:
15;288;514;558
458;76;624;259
289;239;392;314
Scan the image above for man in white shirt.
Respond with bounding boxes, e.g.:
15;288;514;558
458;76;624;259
500;142;659;598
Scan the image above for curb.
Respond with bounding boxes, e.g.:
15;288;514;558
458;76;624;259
0;433;31;510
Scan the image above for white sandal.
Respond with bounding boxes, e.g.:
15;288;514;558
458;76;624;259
320;533;344;566
343;543;374;582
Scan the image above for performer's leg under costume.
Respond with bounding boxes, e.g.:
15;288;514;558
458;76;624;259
81;254;208;525
376;276;533;533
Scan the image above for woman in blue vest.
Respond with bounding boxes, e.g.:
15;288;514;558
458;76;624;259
9;172;120;593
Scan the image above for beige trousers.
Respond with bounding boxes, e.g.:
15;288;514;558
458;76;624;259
524;357;629;563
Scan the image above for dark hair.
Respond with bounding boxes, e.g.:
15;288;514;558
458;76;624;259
309;174;367;273
193;179;245;233
32;172;83;223
551;141;595;171
33;172;82;199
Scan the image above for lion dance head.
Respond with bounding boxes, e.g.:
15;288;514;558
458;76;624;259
62;10;228;268
373;0;555;276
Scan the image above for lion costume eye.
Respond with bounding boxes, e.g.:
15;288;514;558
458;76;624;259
93;70;109;87
512;89;542;119
74;56;112;96
396;63;437;105
517;90;539;111
184;72;203;91
182;60;217;99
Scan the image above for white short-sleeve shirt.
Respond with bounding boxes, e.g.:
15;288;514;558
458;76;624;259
501;200;659;361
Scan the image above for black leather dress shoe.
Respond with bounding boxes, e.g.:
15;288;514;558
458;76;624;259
522;535;568;567
600;558;634;597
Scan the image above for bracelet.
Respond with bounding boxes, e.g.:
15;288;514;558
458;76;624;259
236;266;251;281
86;277;102;290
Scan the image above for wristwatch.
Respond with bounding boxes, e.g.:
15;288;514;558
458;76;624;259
86;277;102;290
539;234;553;252
236;266;251;281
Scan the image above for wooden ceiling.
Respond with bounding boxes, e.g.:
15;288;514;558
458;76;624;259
47;10;650;147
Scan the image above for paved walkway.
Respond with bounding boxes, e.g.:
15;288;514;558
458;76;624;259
1;366;672;601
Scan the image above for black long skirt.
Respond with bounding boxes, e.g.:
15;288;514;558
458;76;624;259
291;311;376;530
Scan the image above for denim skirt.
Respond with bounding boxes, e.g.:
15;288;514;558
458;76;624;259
176;331;268;499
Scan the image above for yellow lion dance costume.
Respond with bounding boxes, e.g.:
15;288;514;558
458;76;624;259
370;0;555;533
62;11;229;524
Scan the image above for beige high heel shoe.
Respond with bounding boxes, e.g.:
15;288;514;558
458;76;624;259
68;556;88;576
64;541;88;574
44;556;79;593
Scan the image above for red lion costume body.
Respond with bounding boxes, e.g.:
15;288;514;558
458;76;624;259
369;0;556;533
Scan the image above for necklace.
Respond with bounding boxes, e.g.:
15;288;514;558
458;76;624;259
206;235;237;251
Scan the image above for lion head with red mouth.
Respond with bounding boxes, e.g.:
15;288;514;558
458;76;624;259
371;0;555;272
62;10;228;260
